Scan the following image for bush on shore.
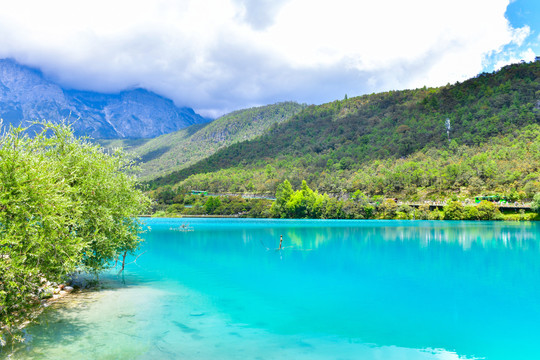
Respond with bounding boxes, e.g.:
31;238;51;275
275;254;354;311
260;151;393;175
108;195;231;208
0;122;150;344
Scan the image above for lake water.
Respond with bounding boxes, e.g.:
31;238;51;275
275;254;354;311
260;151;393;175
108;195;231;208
4;219;540;360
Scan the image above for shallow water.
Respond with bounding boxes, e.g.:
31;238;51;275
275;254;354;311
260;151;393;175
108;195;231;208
4;219;540;359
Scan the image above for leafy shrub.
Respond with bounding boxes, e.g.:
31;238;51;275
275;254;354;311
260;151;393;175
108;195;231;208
0;122;150;340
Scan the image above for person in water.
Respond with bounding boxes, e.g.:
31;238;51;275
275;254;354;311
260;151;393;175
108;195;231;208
279;235;283;250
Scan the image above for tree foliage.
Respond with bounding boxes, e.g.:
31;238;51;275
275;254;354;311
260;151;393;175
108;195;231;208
443;201;465;220
0;122;150;340
532;193;540;213
149;61;539;192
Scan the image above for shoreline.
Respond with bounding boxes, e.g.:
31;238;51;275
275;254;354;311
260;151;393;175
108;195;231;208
145;214;540;221
0;284;74;349
1;275;107;350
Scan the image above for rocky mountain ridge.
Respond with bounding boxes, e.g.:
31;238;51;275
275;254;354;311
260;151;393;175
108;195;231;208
0;59;208;138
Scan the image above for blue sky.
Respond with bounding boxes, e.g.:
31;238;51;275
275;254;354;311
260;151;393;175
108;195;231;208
0;0;537;118
483;0;540;71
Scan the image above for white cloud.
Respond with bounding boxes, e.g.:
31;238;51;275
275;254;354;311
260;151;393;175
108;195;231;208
520;48;536;60
0;0;524;116
492;47;537;70
511;25;531;46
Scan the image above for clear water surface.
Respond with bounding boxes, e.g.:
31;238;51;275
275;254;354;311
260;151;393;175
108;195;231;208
4;218;540;360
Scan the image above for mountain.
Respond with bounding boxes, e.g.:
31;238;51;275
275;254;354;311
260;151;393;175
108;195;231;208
147;61;540;199
0;59;208;138
100;102;306;178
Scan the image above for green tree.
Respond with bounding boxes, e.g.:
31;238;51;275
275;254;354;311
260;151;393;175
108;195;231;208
396;204;414;219
154;185;176;205
48;124;150;273
378;199;398;219
271;180;294;218
476;200;502;220
204;196;221;214
463;206;480;220
443;201;465;220
532;193;540;213
286;190;308;218
0;123;150;341
417;204;431;220
0;127;82;337
167;203;185;214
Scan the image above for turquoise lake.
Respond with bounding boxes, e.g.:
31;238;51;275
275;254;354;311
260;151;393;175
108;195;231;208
4;218;540;359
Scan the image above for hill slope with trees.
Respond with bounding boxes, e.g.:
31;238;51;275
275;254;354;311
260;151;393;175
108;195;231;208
147;61;539;201
101;102;306;179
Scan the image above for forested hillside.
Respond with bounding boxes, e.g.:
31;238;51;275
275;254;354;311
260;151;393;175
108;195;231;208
102;102;305;178
148;61;539;200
